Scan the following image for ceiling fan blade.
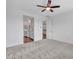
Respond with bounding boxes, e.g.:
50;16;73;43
50;9;53;12
41;9;46;12
37;5;46;8
50;5;60;8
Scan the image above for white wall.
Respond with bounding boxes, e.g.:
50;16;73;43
46;16;53;39
6;11;23;47
47;10;73;44
6;11;43;47
34;16;43;41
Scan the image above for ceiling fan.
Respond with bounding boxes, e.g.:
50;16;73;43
37;0;60;12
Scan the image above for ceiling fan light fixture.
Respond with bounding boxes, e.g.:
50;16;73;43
37;0;60;12
46;7;51;11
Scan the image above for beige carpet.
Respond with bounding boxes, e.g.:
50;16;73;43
6;39;73;59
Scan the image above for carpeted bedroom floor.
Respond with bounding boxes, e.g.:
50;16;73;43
6;39;73;59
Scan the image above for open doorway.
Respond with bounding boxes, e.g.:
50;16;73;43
42;19;47;39
23;15;34;43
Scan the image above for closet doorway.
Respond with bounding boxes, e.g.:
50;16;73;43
42;19;47;39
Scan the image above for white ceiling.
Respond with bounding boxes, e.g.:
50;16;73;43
7;0;73;18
